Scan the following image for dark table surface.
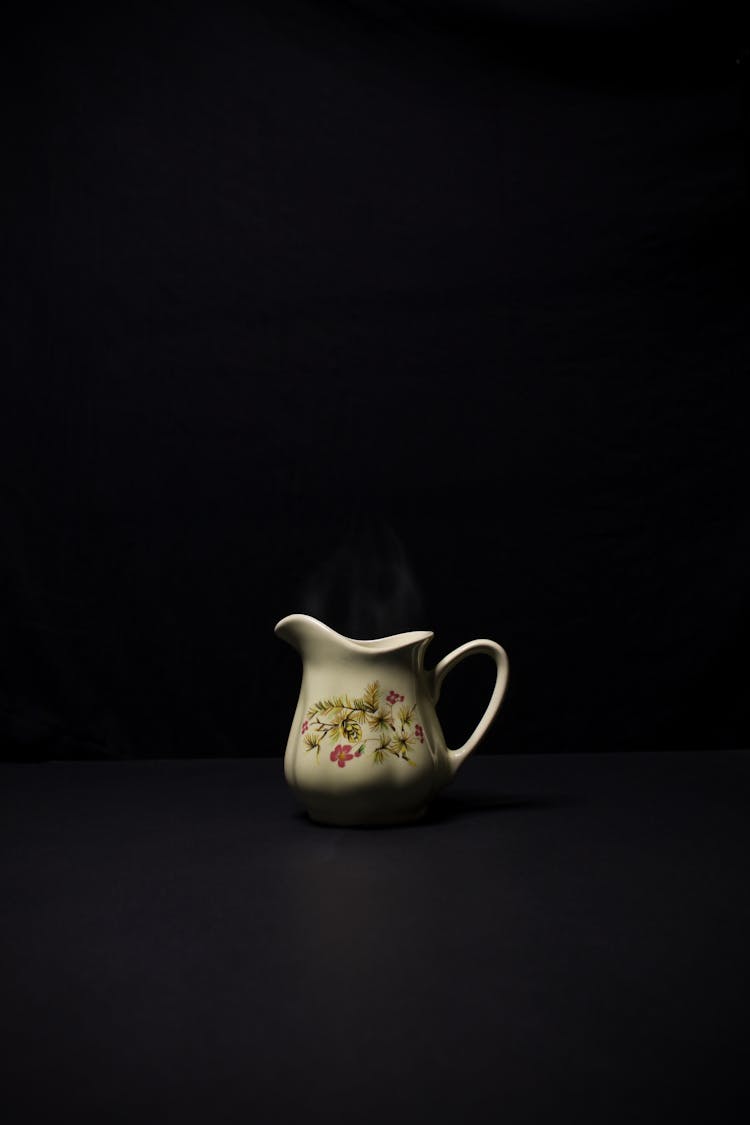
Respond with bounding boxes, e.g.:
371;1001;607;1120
2;752;749;1124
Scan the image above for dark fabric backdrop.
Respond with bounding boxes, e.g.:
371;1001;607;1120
2;1;748;759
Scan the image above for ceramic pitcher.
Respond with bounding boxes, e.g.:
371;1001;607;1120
275;614;509;826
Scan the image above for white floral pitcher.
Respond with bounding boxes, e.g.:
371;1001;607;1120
275;615;509;826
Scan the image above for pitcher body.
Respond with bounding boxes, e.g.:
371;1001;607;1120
276;615;509;826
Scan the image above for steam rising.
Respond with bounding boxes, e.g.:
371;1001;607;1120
300;520;425;638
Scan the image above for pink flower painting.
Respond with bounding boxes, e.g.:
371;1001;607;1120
330;744;354;768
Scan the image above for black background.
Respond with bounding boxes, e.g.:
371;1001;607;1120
2;1;749;760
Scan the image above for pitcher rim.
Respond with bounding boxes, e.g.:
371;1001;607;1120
275;613;434;652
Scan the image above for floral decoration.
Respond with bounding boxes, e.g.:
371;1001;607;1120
302;682;420;767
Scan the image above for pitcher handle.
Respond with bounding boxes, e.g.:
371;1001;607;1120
433;640;509;776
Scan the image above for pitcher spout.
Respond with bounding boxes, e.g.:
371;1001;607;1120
274;614;335;656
